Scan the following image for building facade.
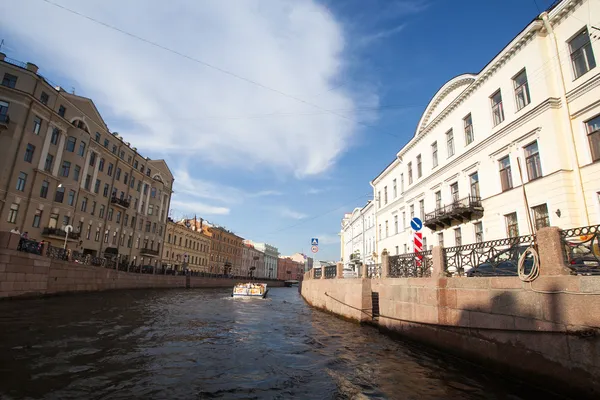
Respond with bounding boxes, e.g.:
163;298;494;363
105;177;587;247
162;218;211;272
207;225;243;275
249;242;279;279
277;256;303;281
367;0;599;255
340;200;377;270
0;55;173;268
242;241;265;278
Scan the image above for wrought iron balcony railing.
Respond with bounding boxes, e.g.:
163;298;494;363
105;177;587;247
424;195;483;230
42;227;80;240
561;224;600;275
140;248;160;256
110;196;130;208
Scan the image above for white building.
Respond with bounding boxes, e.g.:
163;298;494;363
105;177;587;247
341;200;377;270
248;242;279;279
368;0;600;255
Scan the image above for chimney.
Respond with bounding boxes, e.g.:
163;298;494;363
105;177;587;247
200;218;203;228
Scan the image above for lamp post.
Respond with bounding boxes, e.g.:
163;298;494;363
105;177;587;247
63;224;73;250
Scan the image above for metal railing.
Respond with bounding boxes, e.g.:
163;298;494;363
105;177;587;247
17;238;43;255
4;57;27;69
443;234;534;277
110;197;130;208
424;195;482;225
314;268;322;279
324;265;337;279
367;263;382;278
42;227;81;240
561;224;600;275
388;251;432;278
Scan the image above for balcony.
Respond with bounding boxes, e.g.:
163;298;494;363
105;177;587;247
42;227;81;241
110;196;130;209
424;195;483;231
140;248;160;256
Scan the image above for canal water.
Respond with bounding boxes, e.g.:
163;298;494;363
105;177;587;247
0;287;568;399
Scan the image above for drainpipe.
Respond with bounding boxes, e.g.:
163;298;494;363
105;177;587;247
540;11;590;226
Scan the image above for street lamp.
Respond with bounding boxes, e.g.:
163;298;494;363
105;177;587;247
63;224;73;250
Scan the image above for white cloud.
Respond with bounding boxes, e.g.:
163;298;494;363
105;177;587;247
307;187;328;195
169;200;230;216
277;207;308;220
0;0;372;177
314;234;340;245
360;24;406;45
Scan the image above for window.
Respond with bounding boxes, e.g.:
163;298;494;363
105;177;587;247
146;221;151;232
450;182;459;202
55;186;65;203
532;204;550;230
51;128;60;145
474;222;484;243
393;179;397;198
61;161;71;177
116;211;121;223
33;116;41;134
419;199;424;220
469;172;480;198
103;183;109;197
431;141;438;167
94;179;100;194
585;115;600;162
513;69;530;110
95;132;101;142
0;100;8;121
464;113;474;145
378;224;381;238
7;203;18;223
120;150;125;160
377;191;381;208
43;154;53;172
67;190;75;206
91;201;97;215
408;162;413;184
124;214;129;226
16;172;27;191
58;105;66;117
2;73;17;88
423;237;427;250
385;220;389;237
116;168;121;181
77;141;86;157
437;232;444;247
410;205;414;219
416;155;422;178
395;246;399;255
104;138;109;148
524;141;542;181
400;174;404;193
40;180;49;198
107;163;113;176
148;204;154;215
24;143;35;163
446;130;455;157
384;186;388;205
65;136;76;152
73;165;81;182
435;191;441;209
99;205;105;218
84;174;91;190
124;173;129;185
505;212;519;238
112;145;117;154
394;215;398;234
454;228;462;246
134;160;138;169
108;208;113;221
402;212;406;228
491;90;504;126
81;197;88;212
404;244;408;254
130;177;135;188
99;158;105;172
151;187;157;198
40;92;49;105
128;156;132;164
569;28;596;79
499;156;513;191
32;210;42;228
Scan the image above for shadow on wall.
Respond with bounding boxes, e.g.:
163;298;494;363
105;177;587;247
457;285;599;399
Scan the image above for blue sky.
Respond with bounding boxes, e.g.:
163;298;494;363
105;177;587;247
0;0;556;260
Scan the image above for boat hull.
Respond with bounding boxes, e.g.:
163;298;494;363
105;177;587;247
232;283;268;298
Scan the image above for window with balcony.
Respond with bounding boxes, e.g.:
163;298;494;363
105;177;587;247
454;228;462;246
569;28;596;79
450;182;459;202
54;186;65;203
474;222;484;243
513;69;530;110
48;213;58;229
65;136;76;152
16;172;27;192
40;180;49;198
469;172;480;198
524;141;542;181
586;115;600;162
7;203;18;224
464;113;474;145
491;90;504;126
61;161;71;177
532;204;550;230
446;129;454;157
408;162;413;184
499;156;512;191
33;116;41;135
393;179;397;198
2;73;17;88
505;212;519;238
24;143;35;163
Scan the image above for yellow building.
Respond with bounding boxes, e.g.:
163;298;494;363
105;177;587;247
162;218;210;273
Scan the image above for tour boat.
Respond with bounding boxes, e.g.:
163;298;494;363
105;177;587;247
232;283;269;298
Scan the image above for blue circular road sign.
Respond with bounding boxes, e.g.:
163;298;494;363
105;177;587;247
410;217;423;231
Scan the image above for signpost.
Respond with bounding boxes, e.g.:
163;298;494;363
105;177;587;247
311;245;318;253
311;238;319;246
410;217;423;266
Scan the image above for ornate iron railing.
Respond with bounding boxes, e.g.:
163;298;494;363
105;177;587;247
17;238;43;255
110;196;131;208
46;245;68;260
324;265;337;279
367;263;382;278
388;251;432;278
561;225;600;275
443;234;535;277
314;267;322;279
42;227;80;240
424;195;483;230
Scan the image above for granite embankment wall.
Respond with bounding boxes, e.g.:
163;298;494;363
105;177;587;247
0;234;283;299
301;227;600;398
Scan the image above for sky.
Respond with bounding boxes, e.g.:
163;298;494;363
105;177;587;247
0;0;558;260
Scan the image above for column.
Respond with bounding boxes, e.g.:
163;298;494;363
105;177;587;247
80;150;92;189
91;152;100;191
159;191;165;221
163;194;169;223
52;132;66;177
144;183;151;215
137;183;144;214
37;126;54;170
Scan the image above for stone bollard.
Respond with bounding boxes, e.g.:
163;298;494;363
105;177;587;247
381;250;389;278
431;246;446;278
0;231;21;250
537;227;570;276
336;262;343;279
320;266;325;280
362;263;368;279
